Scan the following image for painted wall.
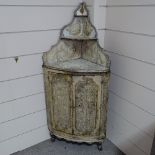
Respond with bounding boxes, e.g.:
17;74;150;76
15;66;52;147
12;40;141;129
93;0;106;47
0;1;94;154
104;0;155;155
1;0;154;155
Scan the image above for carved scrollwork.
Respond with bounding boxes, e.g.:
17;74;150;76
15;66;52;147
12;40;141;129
75;77;98;135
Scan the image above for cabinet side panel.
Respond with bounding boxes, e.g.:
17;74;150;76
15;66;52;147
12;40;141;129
43;68;52;131
100;72;110;137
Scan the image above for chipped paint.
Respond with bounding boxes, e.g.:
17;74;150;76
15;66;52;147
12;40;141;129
42;2;110;145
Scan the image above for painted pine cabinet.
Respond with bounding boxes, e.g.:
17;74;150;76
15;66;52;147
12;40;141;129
42;3;110;150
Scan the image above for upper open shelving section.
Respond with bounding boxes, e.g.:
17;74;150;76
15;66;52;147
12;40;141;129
60;2;97;40
43;2;110;73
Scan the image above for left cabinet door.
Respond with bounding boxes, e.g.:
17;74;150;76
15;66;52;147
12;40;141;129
47;72;73;134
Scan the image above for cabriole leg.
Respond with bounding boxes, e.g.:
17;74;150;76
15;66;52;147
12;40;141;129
97;142;103;151
50;133;56;142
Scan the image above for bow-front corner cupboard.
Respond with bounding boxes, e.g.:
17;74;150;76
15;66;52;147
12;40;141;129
42;2;110;150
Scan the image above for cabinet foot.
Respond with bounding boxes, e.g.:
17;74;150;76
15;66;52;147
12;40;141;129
50;133;56;142
97;142;103;151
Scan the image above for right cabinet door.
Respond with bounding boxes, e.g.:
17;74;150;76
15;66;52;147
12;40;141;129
72;75;102;137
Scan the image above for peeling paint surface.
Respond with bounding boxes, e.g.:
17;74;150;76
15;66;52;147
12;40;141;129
42;2;110;144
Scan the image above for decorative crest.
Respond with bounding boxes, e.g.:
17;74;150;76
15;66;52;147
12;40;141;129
75;2;88;16
61;2;97;40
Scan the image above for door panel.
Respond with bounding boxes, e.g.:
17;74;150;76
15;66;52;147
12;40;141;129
73;76;101;136
49;73;72;134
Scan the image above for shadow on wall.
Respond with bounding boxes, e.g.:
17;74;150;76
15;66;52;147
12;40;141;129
151;134;155;155
106;109;155;155
104;50;155;154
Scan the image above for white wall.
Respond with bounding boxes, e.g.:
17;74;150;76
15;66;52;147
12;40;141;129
93;0;106;47
0;1;94;154
1;0;154;155
104;0;155;155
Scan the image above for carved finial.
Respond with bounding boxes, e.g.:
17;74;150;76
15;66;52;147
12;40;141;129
75;2;88;16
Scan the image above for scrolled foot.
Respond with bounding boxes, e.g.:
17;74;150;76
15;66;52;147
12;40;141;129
50;134;56;142
97;143;103;151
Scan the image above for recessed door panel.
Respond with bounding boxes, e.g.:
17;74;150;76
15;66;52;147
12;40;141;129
73;76;101;136
49;73;72;134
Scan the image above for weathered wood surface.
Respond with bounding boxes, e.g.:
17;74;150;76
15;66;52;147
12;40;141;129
75;77;98;134
42;3;110;72
43;40;110;72
42;2;110;144
50;73;72;134
43;69;110;143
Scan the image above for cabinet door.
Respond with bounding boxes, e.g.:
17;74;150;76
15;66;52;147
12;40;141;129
73;76;101;136
49;73;73;134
